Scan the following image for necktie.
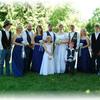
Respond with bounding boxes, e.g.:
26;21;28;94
26;31;31;45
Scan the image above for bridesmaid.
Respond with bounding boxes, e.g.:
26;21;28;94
54;24;68;73
12;25;24;77
77;29;92;73
31;25;44;73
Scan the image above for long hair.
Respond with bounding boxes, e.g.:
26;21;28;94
36;25;43;36
80;29;87;37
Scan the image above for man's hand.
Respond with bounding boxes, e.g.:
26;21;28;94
97;51;100;56
75;48;79;52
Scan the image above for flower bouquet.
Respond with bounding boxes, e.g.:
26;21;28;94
39;40;44;52
39;40;44;45
55;39;62;45
80;43;83;48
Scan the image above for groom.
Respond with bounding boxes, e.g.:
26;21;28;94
91;24;100;75
43;23;56;42
43;23;56;52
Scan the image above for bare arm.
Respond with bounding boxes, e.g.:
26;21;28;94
13;34;23;46
82;36;90;48
33;33;44;46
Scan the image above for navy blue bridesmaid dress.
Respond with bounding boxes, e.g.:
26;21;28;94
12;36;24;77
77;39;92;73
31;35;44;73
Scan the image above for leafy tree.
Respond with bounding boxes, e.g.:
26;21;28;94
49;4;81;32
0;2;82;32
86;8;100;34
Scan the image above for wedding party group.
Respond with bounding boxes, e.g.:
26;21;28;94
0;19;100;77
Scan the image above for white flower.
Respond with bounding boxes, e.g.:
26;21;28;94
39;40;44;45
55;39;62;44
80;43;83;47
39;40;43;43
22;41;29;46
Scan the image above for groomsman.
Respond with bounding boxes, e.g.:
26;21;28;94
22;22;34;73
43;23;56;42
0;19;12;76
43;23;56;52
91;24;100;75
67;25;80;70
68;25;80;50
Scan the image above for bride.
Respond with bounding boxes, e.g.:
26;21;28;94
54;23;69;73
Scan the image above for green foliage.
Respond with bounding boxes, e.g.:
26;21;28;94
0;2;82;32
49;6;70;26
49;5;72;32
49;5;82;32
31;3;51;31
0;4;8;21
86;8;100;34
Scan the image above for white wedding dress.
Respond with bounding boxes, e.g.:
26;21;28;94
54;33;68;73
40;43;55;75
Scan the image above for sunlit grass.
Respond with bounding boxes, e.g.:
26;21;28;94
0;72;100;96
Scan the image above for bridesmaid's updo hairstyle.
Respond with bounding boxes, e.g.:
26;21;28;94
16;24;23;30
59;23;63;28
16;24;23;34
57;23;64;29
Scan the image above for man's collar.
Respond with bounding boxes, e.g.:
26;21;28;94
3;28;9;32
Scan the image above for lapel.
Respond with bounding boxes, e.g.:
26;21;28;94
97;33;100;40
2;29;9;40
92;33;96;41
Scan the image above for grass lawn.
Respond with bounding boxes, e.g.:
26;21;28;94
0;72;100;96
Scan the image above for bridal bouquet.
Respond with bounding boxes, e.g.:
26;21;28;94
22;41;29;46
39;40;44;45
80;43;83;48
55;39;62;44
39;40;44;52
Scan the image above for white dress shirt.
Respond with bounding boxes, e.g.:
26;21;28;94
68;32;80;49
22;30;34;45
0;28;11;50
65;48;76;62
43;31;55;42
3;28;10;39
90;32;100;46
0;31;3;50
95;32;100;39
